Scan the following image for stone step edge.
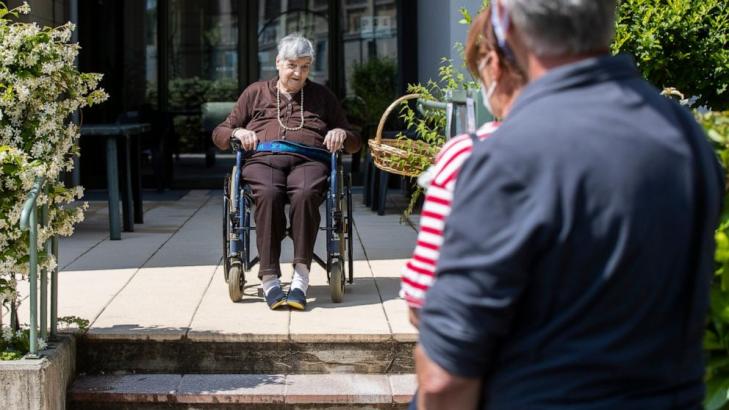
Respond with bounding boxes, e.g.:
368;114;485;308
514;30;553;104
69;373;415;405
76;332;418;344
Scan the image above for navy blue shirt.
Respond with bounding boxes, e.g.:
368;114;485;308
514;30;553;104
419;55;723;409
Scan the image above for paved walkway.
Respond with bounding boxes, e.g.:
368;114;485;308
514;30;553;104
19;190;419;343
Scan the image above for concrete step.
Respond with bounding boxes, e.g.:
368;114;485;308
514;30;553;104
76;336;415;375
68;373;415;409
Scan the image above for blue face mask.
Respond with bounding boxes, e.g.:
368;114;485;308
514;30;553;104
490;1;516;62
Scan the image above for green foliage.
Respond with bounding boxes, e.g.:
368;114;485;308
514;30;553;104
396;57;477;220
702;110;729;409
0;327;31;360
614;2;728;405
613;0;729;110
0;1;105;358
350;57;398;129
396;4;487;220
147;77;240;152
57;315;90;332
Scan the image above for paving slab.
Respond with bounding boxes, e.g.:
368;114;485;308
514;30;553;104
69;374;182;402
288;261;392;342
389;374;417;404
368;259;418;342
21;190;425;344
177;374;286;404
15;268;137;329
187;264;290;342
61;232;172;272
142;197;221;268
56;268;139;323
355;219;417;261
69;373;413;406
88;265;215;340
285;374;392;404
62;192;210;270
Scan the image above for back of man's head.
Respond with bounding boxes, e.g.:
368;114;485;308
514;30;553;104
505;0;617;58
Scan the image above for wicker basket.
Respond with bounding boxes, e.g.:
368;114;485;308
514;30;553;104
368;94;439;178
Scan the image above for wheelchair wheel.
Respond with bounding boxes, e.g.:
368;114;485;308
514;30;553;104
346;173;354;284
228;262;244;302
329;258;344;303
222;174;232;283
241;187;253;271
329;168;347;303
229;165;238;213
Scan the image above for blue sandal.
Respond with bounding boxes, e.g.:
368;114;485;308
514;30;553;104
287;288;307;310
265;286;287;310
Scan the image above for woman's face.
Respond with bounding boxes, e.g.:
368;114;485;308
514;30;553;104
276;56;312;93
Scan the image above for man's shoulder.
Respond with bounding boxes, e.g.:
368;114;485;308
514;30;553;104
471;110;553;161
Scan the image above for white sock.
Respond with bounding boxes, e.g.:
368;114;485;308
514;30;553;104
261;274;280;296
291;263;310;294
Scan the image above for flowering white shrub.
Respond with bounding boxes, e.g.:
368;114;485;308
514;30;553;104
0;2;107;340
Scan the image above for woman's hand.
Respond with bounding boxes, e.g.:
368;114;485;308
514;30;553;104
233;128;258;151
415;345;482;409
409;307;421;329
323;128;347;153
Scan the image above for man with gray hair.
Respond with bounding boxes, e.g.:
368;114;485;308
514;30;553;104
213;33;359;310
413;1;722;409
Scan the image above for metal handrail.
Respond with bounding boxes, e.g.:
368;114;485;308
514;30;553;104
18;176;58;358
19;177;44;231
416;89;483;139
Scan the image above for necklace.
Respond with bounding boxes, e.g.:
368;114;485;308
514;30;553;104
276;83;305;131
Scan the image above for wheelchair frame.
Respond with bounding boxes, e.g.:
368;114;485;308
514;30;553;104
223;142;354;304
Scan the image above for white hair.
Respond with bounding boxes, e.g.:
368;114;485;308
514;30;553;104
277;33;315;63
504;0;617;58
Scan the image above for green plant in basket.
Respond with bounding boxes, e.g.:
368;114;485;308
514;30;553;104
391;1;485;220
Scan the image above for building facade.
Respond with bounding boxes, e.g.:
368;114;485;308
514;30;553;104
9;0;481;188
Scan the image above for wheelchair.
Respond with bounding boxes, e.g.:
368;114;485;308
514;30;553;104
222;139;354;304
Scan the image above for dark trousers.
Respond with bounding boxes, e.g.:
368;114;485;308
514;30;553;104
242;153;329;278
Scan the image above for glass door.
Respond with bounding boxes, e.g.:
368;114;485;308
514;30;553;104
340;0;398;131
166;0;240;186
257;0;329;85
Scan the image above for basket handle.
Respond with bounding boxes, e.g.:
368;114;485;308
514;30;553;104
374;94;421;144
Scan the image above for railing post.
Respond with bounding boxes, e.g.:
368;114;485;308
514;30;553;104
27;205;39;358
50;236;59;339
40;189;49;341
20;177;45;359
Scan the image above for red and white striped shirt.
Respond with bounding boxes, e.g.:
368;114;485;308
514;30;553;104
401;121;500;309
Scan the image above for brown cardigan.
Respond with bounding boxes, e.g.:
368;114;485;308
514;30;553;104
212;78;360;154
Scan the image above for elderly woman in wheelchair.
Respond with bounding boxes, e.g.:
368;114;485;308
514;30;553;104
212;34;359;310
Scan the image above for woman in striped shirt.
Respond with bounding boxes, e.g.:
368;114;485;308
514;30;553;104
401;6;528;327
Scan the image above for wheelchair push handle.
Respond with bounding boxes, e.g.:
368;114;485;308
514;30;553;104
229;134;243;152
